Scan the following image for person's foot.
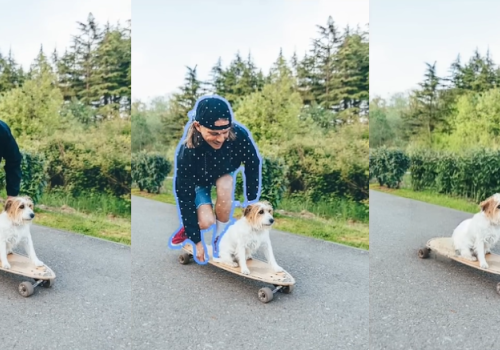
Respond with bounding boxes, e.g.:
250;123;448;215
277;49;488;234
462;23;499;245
170;226;187;246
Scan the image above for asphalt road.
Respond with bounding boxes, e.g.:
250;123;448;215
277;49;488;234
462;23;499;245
369;190;500;350
131;195;369;350
0;225;131;349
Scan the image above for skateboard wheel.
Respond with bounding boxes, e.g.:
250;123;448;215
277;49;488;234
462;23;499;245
40;279;54;288
418;248;430;259
496;283;500;295
281;285;294;294
18;282;34;297
258;287;273;303
179;253;191;265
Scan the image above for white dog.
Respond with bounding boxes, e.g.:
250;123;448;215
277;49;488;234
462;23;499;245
213;201;283;275
452;193;500;269
0;196;44;269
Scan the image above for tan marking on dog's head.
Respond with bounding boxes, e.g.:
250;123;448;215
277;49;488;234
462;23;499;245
4;196;35;225
480;193;500;224
243;201;274;230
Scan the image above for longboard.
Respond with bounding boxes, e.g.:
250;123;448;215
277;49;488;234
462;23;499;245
0;252;56;297
179;244;295;303
418;237;500;294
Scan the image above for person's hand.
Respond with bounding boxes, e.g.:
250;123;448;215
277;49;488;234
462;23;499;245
7;196;15;200
195;241;205;263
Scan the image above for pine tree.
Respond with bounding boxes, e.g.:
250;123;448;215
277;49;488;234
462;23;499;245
310;16;342;109
209;57;225;95
162;66;204;145
0;50;24;93
404;62;448;141
333;26;369;120
71;13;103;108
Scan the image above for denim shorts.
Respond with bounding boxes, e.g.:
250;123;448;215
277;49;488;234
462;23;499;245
194;171;236;209
194;185;213;209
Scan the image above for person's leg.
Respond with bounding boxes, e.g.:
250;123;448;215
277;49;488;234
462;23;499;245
194;187;215;262
197;204;215;230
170;186;214;246
214;174;234;239
195;186;216;230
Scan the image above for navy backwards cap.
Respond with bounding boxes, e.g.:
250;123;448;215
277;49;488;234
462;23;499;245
194;96;232;130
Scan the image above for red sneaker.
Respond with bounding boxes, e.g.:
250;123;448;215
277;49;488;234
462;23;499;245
170;226;187;246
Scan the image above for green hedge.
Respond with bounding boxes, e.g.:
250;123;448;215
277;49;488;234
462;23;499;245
409;148;500;201
282;142;368;202
369;147;410;189
132;151;171;194
42;139;131;197
235;157;288;208
0;151;47;203
370;146;500;202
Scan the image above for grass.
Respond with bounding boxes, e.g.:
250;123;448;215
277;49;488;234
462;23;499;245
279;195;369;223
133;178;369;250
39;190;131;217
1;190;131;245
369;183;479;214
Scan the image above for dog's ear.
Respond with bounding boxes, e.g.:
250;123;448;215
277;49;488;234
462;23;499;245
244;204;254;217
4;197;14;212
480;197;493;213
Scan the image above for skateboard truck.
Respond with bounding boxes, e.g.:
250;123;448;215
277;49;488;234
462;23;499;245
18;279;54;297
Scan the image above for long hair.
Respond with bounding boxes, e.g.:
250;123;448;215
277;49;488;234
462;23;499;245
184;122;237;148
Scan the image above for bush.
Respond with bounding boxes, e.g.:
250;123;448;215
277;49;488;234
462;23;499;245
409;148;500;201
132;151;171;193
369;147;410;188
234;157;288;208
260;157;289;207
281;133;369;201
42;136;131;197
0;151;47;203
235;157;288;209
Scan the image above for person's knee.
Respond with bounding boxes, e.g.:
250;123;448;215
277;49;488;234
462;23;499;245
198;212;216;230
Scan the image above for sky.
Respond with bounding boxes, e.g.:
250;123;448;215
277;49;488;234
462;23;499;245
0;0;131;70
132;0;369;102
370;0;500;99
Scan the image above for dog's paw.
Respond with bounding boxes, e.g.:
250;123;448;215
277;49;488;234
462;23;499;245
230;262;239;267
480;261;489;269
7;250;13;255
34;260;44;267
246;255;253;260
273;265;284;273
2;262;11;269
241;267;250;275
463;255;477;262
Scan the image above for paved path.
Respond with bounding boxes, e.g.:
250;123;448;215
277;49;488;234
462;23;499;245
131;195;369;350
370;190;500;350
0;225;131;349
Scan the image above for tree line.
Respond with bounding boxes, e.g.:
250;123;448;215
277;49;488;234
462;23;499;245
371;49;500;151
0;13;131;207
133;16;369;203
0;13;131;121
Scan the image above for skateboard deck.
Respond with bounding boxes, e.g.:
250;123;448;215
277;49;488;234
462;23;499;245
418;237;500;294
0;253;56;297
423;237;500;273
179;244;295;303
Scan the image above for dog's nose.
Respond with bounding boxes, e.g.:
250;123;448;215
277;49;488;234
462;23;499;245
270;218;274;224
30;213;35;219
